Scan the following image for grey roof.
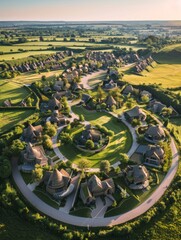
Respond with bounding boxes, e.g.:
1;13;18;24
125;106;146;119
145;125;165;139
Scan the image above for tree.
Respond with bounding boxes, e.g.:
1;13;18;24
141;95;149;103
119;153;129;164
0;157;11;178
44;122;57;137
59;132;72;144
79;114;85;122
96;86;105;103
10;139;26;156
41;75;46;81
100;160;110;174
77;159;90;171
32;164;43;182
42;135;53;149
85;140;94;149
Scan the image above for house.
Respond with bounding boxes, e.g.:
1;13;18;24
145;125;165;143
43;169;71;195
140;90;152;100
21;143;48;172
72;82;83;92
104;80;117;90
22;124;43;143
105;95;117;108
148;100;166;114
126;165;149;189
3;99;12;107
79;126;101;145
48;97;62;111
53;80;64;92
144;145;165;167
122;85;134;95
80;175;115;205
81;93;92;104
124;106;146;122
50;110;66;126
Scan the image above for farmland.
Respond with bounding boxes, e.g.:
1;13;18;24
123;63;181;89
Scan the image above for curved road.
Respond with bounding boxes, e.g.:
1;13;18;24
11;68;180;227
12;136;179;227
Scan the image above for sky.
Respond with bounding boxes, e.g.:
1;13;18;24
0;0;181;21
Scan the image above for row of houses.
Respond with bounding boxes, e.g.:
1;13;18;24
134;56;154;73
8;51;73;73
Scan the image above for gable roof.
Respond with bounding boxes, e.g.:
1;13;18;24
125;106;146;119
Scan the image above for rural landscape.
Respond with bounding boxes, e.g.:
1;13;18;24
0;1;181;240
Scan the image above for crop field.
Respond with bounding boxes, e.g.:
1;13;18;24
0;81;29;105
123;63;181;89
59;106;132;168
0;109;35;133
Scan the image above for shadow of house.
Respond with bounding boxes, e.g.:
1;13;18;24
144;125;165;144
80;175;115;205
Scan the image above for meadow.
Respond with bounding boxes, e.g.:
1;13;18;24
123;63;181;89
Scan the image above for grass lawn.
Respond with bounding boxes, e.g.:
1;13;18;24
123;63;181;89
33;190;59;209
0;50;57;61
0;81;29;105
70;207;92;218
20;172;32;185
0;109;35;133
59;106;132;168
167;117;181;144
88;72;107;87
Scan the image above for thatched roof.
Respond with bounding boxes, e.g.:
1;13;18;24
47;169;70;189
125;106;146;120
122;85;134;94
127;165;149;185
23;143;47;165
23;124;42;143
48;97;61;111
88;175;103;193
145;125;165;139
105;95;117;107
145;145;164;160
81;128;101;143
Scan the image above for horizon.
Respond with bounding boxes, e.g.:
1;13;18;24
0;0;181;21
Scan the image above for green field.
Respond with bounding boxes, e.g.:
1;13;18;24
0;109;35;133
59;106;132;168
123;63;181;89
0;50;57;61
168;118;181;144
153;43;181;64
0;45;50;53
0;81;29;105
